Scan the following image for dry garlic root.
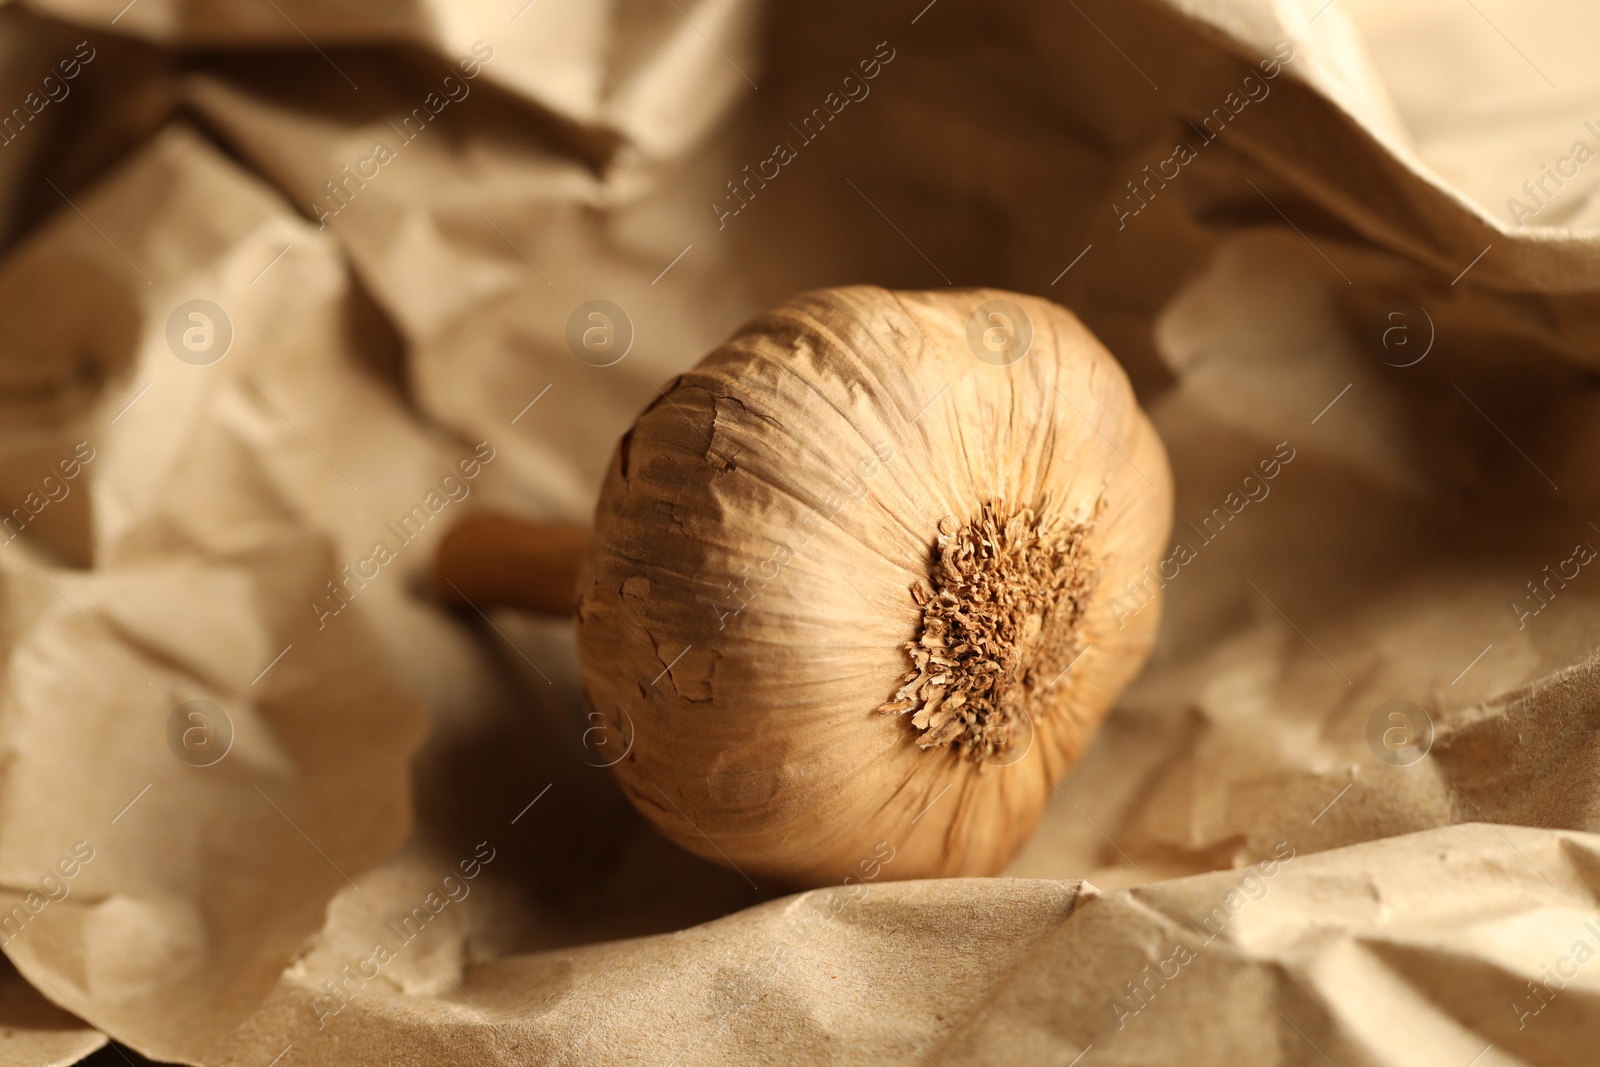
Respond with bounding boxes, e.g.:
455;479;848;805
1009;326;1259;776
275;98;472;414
439;286;1171;887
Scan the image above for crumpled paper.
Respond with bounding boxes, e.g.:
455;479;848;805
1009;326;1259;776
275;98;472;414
0;0;1598;1063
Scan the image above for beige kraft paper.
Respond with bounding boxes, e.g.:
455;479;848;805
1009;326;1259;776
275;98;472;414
0;0;1597;1063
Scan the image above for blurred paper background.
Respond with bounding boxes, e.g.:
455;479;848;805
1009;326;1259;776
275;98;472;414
0;0;1598;1063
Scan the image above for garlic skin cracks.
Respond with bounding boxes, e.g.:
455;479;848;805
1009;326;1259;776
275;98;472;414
576;286;1172;887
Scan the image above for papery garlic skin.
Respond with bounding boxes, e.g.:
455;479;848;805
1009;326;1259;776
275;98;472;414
576;286;1172;887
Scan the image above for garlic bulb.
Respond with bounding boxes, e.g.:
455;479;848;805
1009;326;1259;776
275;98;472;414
576;286;1171;887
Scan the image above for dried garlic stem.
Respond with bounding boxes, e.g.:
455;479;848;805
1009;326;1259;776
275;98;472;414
877;501;1098;761
433;513;589;616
